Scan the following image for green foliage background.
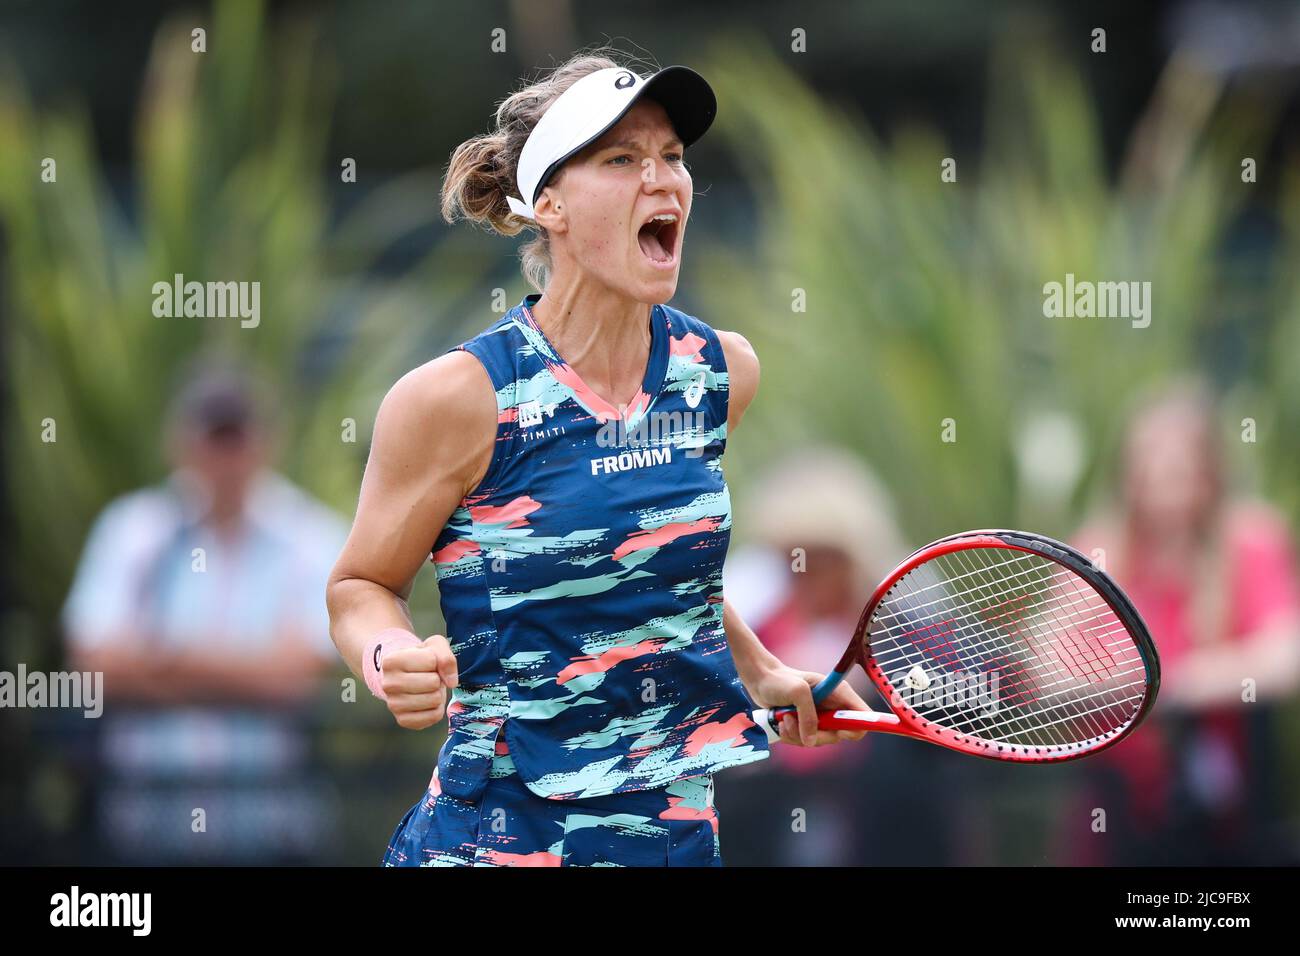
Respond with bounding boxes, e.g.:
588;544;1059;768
695;34;1297;545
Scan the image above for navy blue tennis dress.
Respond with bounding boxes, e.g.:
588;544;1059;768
381;293;770;866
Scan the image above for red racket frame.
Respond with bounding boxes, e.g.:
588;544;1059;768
757;530;1161;763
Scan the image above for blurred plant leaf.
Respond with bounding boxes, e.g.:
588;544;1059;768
696;33;1282;545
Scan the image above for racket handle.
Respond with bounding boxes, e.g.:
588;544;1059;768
752;707;902;744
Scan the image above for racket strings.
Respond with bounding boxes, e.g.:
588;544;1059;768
901;548;1139;748
872;556;1122;685
870;554;1113;675
1001;552;1147;741
866;546;1147;752
926;550;1143;748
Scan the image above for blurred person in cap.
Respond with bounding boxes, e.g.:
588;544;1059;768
721;447;965;865
62;355;349;863
1059;381;1300;865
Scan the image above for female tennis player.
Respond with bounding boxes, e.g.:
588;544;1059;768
326;50;870;867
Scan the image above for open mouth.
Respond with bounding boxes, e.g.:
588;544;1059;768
636;212;680;266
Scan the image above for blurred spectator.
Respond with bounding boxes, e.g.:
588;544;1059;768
61;357;349;864
1060;382;1300;865
722;446;966;865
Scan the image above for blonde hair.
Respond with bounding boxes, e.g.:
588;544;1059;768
440;48;654;292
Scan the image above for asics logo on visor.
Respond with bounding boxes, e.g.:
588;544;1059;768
615;71;636;89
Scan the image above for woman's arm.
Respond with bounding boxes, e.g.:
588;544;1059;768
715;329;869;747
1163;617;1300;710
326;350;497;727
723;595;871;748
72;640;329;706
716;329;759;434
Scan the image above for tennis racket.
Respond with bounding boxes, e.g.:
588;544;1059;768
754;529;1160;762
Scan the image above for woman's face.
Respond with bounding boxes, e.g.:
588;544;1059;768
172;421;268;518
787;544;859;619
540;99;692;304
1123;407;1220;535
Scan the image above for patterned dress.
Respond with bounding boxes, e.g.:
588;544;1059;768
382;294;769;866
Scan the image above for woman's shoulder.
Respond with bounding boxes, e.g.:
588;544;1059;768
449;309;541;390
1068;515;1125;573
656;303;750;352
381;350;498;438
659;305;759;430
714;328;758;378
657;303;758;389
458;310;524;349
1225;500;1297;562
367;351;499;497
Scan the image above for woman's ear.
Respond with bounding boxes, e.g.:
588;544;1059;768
532;188;567;234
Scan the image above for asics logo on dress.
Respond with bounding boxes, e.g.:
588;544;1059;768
683;372;707;409
590;447;672;475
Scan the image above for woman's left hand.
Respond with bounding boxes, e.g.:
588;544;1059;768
744;663;871;747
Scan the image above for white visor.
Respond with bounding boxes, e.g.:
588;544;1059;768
506;65;716;222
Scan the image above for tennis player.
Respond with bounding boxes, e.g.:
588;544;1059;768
326;50;870;867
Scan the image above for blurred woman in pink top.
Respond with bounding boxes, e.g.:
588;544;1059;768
1063;382;1300;864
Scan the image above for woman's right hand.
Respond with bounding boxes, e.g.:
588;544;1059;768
381;634;461;729
325;351;495;725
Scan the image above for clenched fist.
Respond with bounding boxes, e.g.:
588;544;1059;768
379;633;460;730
